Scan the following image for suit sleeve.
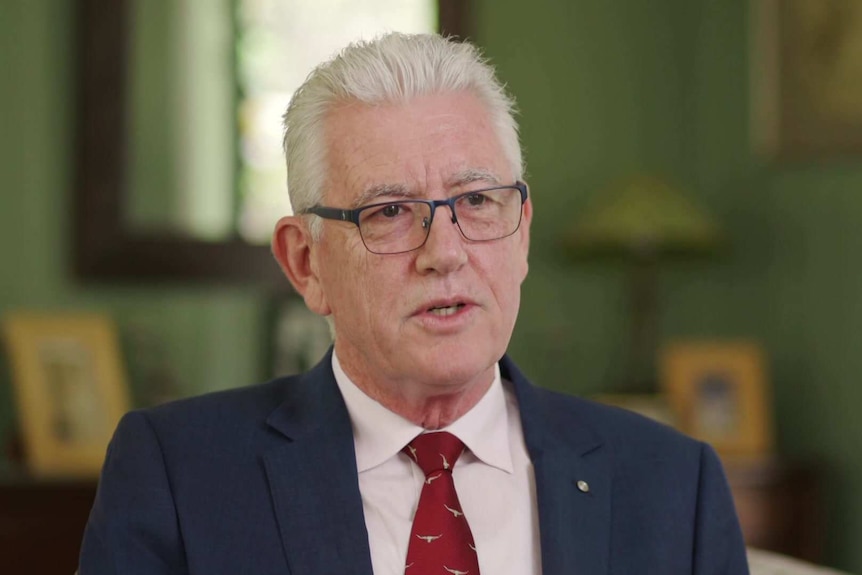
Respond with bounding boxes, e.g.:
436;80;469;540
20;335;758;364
692;442;750;575
79;410;188;575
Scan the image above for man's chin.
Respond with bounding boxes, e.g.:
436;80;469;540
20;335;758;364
407;351;497;389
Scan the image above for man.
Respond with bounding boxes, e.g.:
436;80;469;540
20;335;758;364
79;33;749;574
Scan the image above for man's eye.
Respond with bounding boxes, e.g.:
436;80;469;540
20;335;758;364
381;204;403;218
465;193;487;207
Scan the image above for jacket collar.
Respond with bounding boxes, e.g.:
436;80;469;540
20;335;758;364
263;350;374;575
264;351;611;575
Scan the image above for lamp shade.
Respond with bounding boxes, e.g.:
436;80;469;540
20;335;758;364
562;176;724;259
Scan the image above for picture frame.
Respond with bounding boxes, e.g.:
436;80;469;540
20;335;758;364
751;0;862;159
660;341;774;458
2;313;131;477
591;393;677;429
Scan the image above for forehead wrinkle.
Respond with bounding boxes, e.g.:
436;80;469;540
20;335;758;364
334;150;396;205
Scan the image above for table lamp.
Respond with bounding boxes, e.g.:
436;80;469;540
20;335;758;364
562;175;724;392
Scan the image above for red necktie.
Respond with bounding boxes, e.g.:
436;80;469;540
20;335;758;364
402;432;480;575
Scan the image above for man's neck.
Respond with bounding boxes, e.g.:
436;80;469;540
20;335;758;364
377;382;493;429
332;348;495;429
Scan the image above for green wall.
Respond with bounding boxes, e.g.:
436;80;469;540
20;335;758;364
0;1;266;428
2;0;860;571
476;0;862;571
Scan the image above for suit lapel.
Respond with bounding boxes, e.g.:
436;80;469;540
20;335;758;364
502;357;612;575
530;442;612;575
260;353;611;574
263;355;374;575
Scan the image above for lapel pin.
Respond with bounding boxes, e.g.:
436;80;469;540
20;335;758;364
576;480;590;493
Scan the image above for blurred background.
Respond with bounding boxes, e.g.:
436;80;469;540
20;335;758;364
1;0;861;572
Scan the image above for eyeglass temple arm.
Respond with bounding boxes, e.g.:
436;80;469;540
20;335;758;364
302;206;360;225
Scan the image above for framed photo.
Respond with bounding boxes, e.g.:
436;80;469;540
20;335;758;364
660;341;774;458
592;393;677;429
2;313;131;477
751;0;862;159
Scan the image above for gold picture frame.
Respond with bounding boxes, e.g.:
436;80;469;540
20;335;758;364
591;393;678;429
752;0;862;159
660;341;774;458
2;313;131;477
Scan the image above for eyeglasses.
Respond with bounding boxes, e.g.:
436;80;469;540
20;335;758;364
301;181;528;255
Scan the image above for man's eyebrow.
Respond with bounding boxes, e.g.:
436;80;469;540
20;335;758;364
350;169;503;208
447;168;502;188
351;183;413;208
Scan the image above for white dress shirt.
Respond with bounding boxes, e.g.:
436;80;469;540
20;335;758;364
333;352;542;575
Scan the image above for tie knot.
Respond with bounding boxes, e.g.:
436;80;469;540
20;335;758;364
403;431;465;476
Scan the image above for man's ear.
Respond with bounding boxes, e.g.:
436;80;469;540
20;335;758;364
271;216;331;315
517;194;533;281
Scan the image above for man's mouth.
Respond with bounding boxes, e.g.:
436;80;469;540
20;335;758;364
427;303;466;317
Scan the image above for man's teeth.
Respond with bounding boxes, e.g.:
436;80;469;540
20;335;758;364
429;304;462;316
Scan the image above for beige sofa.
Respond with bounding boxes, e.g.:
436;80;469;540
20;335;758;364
748;548;853;575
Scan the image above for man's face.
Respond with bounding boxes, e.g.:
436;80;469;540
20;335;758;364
304;91;531;400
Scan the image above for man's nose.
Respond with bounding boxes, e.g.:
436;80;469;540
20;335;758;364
415;205;467;273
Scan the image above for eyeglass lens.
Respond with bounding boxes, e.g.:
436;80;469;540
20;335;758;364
357;187;523;254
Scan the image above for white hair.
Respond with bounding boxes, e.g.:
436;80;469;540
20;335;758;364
282;32;524;239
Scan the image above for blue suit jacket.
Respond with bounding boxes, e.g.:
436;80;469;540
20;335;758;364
79;353;749;574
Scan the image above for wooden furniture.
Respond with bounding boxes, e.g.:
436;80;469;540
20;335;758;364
724;458;823;564
0;476;97;574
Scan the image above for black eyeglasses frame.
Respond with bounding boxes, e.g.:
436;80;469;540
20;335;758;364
300;181;529;254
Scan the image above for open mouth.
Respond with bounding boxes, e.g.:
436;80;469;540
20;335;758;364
427;303;466;317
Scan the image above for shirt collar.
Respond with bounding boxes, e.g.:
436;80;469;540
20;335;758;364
332;351;514;475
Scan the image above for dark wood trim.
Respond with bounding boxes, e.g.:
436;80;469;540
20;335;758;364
1;478;98;573
73;0;471;285
74;0;284;284
438;0;473;40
